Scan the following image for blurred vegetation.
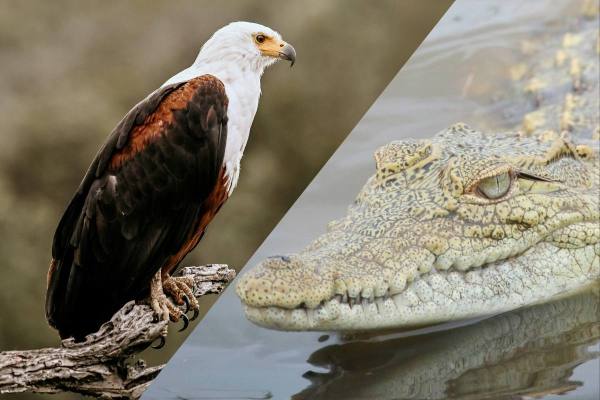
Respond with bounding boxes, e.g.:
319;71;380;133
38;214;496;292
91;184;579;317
0;0;451;398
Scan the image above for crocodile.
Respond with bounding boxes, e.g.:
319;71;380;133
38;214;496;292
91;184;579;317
236;8;600;331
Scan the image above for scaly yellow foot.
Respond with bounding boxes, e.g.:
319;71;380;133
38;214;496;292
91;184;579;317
163;275;200;322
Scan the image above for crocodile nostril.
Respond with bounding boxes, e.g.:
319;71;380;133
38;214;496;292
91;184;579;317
268;254;291;263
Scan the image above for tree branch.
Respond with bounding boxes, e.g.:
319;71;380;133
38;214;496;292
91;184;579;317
0;264;235;399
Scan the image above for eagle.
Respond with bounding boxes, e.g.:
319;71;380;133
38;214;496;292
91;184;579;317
45;22;296;340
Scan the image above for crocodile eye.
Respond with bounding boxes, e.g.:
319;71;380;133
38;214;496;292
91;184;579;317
477;172;512;199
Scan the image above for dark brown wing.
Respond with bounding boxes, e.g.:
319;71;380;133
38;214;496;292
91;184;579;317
46;75;228;339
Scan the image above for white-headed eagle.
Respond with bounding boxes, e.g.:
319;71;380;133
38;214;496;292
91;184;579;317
45;22;296;340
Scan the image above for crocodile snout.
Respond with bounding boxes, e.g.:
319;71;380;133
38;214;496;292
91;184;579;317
236;254;334;310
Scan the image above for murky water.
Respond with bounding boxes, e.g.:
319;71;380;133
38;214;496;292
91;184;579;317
144;1;600;399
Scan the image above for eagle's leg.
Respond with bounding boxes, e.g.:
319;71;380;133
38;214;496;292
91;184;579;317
149;270;184;325
163;275;200;321
149;270;170;322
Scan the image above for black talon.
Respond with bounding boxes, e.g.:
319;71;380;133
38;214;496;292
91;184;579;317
151;336;166;349
182;295;190;314
190;306;200;321
178;313;189;332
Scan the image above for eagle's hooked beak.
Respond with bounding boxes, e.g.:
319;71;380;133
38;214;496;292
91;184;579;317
257;35;296;67
278;42;296;67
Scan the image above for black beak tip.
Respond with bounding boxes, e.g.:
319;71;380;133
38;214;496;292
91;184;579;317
280;44;296;68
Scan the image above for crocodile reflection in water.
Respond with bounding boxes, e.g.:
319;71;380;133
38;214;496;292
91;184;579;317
293;286;600;400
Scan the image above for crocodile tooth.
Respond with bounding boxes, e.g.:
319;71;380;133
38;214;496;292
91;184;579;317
361;287;374;302
334;280;347;296
375;297;384;313
348;296;357;308
347;283;361;299
374;283;388;297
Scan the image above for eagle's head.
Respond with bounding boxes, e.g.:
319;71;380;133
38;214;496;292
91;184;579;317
197;21;296;73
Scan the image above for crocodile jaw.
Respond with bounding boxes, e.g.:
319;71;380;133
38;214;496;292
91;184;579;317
241;240;599;331
236;125;600;331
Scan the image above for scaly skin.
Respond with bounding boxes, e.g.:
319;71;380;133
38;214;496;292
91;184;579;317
236;10;600;331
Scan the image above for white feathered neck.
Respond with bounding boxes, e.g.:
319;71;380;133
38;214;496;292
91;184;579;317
162;22;281;194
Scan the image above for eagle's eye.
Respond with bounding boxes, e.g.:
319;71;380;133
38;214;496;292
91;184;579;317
255;34;266;44
476;171;512;200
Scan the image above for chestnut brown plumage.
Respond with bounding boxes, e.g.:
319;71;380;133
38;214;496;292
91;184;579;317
46;75;229;339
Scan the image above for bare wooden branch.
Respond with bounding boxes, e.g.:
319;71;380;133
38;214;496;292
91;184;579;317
0;264;235;399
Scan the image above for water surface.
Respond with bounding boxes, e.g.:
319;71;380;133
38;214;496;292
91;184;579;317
144;1;600;398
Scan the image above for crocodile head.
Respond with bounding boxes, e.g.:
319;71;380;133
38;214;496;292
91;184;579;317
236;124;599;330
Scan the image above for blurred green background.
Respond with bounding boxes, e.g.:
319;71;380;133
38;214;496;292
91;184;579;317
0;0;451;398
